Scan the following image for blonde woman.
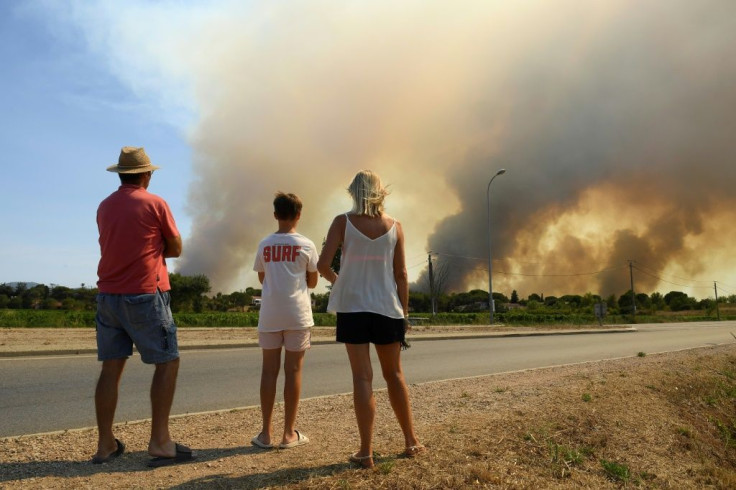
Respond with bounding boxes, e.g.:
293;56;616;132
318;170;425;469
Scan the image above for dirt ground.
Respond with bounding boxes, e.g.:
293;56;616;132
1;328;735;489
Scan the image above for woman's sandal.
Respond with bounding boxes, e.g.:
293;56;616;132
349;452;375;469
405;445;427;458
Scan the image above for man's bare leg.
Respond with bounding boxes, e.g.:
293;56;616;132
148;358;179;457
94;358;127;460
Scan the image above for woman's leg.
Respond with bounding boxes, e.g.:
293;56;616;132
345;343;375;458
258;348;281;445
375;342;422;449
281;349;305;445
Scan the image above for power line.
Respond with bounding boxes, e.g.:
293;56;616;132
419;253;734;294
632;264;713;290
633;263;714;286
407;261;426;270
495;265;626;278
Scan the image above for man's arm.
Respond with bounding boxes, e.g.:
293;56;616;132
163;235;182;258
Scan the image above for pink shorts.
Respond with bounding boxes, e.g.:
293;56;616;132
258;329;311;351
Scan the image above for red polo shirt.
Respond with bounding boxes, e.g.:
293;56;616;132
96;184;179;294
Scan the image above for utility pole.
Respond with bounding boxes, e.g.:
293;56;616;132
714;281;721;321
486;168;506;324
629;260;636;321
428;253;436;316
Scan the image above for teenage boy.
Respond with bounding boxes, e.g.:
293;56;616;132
251;192;318;449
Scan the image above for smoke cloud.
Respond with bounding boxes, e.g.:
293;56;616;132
166;0;736;299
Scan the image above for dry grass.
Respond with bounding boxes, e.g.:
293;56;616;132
1;343;735;488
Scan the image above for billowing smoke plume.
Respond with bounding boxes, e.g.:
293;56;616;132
173;0;736;298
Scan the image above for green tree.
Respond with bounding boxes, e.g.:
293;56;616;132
50;285;73;301
635;293;651;310
169;273;211;312
618;290;635;314
22;284;49;309
409;291;431;312
528;293;542;302
311;292;330;313
560;295;582;307
510;290;519;303
229;291;250;309
664;291;695;311
650;292;665;311
41;298;61;309
526;299;541;311
448;289;489;312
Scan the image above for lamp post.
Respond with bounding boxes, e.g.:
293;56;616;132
487;168;506;325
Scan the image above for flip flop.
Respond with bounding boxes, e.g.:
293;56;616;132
147;443;196;468
349;452;375;469
405;445;427;458
251;435;274;449
91;439;125;464
278;430;309;449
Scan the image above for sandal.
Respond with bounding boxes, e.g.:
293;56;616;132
405;445;426;458
349;452;375;469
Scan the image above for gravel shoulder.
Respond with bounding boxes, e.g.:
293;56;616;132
2;327;734;489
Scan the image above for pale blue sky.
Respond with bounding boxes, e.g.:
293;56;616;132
0;2;193;288
1;1;734;300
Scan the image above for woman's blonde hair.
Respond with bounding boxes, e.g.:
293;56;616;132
347;170;389;217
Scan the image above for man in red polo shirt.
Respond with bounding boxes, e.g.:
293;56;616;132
93;146;195;467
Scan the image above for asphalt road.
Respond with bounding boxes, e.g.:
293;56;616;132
1;322;734;438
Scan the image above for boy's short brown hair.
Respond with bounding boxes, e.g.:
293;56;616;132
273;192;302;220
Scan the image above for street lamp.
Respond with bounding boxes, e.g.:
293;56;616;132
487;168;506;325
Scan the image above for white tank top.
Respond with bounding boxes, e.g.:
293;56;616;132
326;214;404;318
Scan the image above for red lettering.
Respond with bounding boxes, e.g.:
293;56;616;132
264;244;303;262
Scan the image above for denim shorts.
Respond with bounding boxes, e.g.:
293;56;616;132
96;290;179;364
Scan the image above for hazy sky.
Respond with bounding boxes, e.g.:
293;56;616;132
1;0;734;301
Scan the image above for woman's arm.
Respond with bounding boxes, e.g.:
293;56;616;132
393;220;409;318
317;215;345;284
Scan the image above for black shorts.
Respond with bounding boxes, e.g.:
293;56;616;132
336;312;405;345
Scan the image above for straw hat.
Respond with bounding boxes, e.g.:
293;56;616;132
107;147;161;173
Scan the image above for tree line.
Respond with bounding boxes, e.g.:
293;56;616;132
2;274;735;316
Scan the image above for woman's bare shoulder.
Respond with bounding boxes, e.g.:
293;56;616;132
383;214;400;225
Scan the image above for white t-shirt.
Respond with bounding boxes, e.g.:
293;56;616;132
253;232;318;331
326;215;404;318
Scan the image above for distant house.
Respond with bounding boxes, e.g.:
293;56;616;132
251;296;262;306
